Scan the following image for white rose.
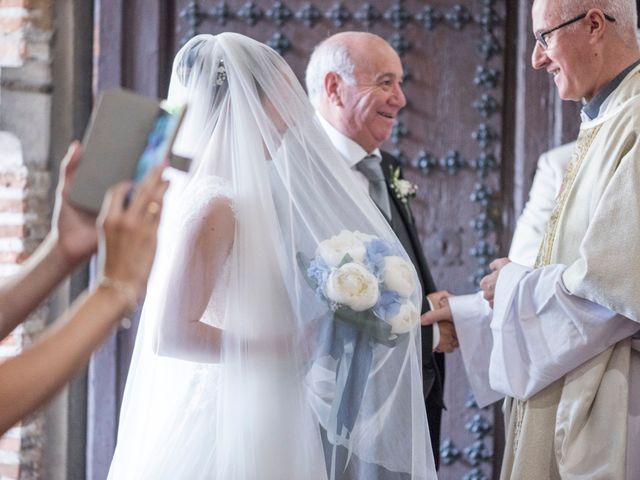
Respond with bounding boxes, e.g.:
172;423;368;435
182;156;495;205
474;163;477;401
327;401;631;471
383;256;416;297
325;263;379;311
317;230;366;267
388;302;419;334
396;179;414;197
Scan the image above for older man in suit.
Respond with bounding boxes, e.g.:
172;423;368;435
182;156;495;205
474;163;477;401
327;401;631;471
306;31;454;475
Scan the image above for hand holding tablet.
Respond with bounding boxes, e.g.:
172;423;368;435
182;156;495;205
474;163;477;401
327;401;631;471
69;88;189;213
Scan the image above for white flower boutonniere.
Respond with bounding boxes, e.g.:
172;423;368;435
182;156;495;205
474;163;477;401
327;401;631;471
389;166;418;205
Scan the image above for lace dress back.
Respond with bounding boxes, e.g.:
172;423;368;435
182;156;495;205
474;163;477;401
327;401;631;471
178;174;235;329
107;172;236;480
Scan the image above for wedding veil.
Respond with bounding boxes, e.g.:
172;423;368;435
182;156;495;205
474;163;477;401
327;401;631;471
107;32;435;479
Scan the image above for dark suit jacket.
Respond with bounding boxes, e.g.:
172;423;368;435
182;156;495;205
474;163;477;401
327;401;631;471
381;151;444;469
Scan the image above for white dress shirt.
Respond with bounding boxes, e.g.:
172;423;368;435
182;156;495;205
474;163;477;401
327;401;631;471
316;113;380;192
316;113;440;349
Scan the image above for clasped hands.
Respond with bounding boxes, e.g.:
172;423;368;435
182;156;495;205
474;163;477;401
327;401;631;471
420;257;511;353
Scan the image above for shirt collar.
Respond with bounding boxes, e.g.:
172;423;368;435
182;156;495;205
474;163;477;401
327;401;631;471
316;112;381;168
581;59;640;121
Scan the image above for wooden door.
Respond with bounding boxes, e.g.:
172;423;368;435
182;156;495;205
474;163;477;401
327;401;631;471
170;3;506;479
89;1;584;479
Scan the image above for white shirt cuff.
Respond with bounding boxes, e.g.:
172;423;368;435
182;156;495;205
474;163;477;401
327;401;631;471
427;297;440;350
450;292;503;407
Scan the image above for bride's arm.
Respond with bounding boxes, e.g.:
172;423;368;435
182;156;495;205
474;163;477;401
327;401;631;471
153;196;235;363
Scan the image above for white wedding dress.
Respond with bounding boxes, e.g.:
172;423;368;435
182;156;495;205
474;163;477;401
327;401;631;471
110;171;330;479
107;32;436;480
107;173;227;479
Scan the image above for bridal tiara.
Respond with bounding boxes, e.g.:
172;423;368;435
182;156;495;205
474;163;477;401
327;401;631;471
216;59;227;86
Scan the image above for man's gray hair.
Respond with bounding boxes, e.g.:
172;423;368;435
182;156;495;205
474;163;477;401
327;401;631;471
305;40;356;108
558;0;637;42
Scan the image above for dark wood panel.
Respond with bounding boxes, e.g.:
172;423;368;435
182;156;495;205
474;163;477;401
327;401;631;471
94;0;124;92
122;1;172;96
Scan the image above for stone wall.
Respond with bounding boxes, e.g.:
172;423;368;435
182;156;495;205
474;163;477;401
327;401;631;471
0;0;54;478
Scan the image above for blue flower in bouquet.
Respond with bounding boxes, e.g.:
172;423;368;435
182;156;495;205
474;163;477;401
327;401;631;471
373;287;418;335
374;288;402;319
363;238;390;278
307;256;331;300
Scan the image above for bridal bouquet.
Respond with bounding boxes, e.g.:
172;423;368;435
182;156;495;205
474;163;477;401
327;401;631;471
297;230;420;439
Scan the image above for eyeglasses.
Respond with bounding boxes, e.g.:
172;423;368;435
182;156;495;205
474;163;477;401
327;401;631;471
534;12;616;50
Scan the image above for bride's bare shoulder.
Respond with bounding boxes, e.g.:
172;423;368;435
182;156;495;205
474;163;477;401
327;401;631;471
200;195;235;231
189;178;235;247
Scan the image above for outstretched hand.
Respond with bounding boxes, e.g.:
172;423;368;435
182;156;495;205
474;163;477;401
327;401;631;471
424;291;451;323
479;257;510;308
98;163;169;302
51;142;99;268
422;291;458;353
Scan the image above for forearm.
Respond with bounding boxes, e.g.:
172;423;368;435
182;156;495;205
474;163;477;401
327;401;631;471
0;235;77;339
154;196;233;364
155;319;222;363
0;285;129;435
490;263;640;399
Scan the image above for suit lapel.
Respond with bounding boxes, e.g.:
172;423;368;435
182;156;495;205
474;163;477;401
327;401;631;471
380;151;436;296
381;153;414;230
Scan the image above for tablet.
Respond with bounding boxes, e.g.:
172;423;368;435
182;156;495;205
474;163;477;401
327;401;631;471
69;88;187;213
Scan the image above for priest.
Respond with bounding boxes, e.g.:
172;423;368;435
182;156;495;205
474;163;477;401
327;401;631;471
427;1;640;478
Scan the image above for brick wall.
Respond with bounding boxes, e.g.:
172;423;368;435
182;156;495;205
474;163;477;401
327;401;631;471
0;0;54;478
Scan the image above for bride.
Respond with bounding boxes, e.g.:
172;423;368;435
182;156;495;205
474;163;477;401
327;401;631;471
107;33;436;479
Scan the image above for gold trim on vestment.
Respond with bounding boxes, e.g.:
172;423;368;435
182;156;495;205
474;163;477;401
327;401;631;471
534;125;602;269
511;124;602;456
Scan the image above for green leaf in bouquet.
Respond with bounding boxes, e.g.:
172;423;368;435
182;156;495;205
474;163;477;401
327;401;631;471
334;307;397;348
296;252;318;290
338;253;354;267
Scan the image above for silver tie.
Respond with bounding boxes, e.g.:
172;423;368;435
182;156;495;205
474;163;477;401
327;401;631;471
356;154;392;219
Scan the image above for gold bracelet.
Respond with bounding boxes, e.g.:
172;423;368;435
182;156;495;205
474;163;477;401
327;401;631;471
97;276;139;312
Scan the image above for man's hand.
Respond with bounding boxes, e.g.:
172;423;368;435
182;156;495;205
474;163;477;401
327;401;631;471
427;291;448;312
422;291;458;353
52;142;99;268
479;257;510;308
423;290;452;323
434;318;458;353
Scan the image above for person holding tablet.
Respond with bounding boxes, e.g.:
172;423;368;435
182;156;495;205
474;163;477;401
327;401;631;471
0;142;168;435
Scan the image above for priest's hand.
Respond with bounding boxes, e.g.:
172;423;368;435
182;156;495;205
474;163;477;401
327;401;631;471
479;257;510;308
434;317;458;353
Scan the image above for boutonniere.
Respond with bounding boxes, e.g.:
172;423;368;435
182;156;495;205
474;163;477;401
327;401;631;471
389;166;418;205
